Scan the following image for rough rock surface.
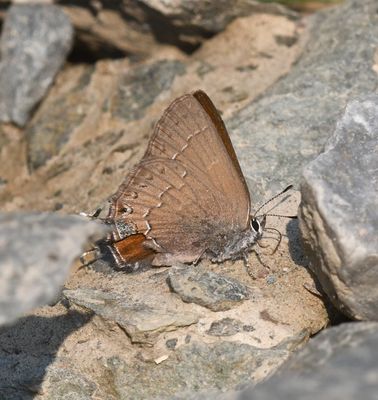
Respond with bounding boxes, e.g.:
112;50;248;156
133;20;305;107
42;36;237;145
35;256;320;399
60;0;297;58
26;59;186;171
0;4;73;126
229;0;378;202
0;213;105;326
213;322;378;400
131;0;297;36
299;95;378;320
64;288;199;345
168;267;250;311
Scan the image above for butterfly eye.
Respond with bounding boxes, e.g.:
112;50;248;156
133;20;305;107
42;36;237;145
251;218;260;233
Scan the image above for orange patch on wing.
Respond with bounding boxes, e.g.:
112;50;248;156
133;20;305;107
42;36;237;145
112;233;155;264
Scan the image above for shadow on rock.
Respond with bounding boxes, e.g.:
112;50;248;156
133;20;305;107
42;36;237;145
0;310;93;399
286;219;349;326
286;218;307;267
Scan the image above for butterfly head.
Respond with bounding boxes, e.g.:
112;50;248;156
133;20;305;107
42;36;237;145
250;214;266;240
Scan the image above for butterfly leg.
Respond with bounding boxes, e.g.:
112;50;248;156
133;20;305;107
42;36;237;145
262;227;282;255
79;247;101;269
242;252;257;279
79;207;103;220
244;249;271;279
193;249;206;266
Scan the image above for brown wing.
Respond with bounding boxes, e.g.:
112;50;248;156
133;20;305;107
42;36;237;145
109;91;251;265
145;91;251;223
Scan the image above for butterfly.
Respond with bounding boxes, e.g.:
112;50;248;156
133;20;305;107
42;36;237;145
91;90;292;271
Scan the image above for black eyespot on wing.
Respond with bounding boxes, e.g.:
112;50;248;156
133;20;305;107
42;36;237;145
251;218;260;232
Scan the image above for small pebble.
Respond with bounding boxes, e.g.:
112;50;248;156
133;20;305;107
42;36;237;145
166;338;178;349
266;275;276;285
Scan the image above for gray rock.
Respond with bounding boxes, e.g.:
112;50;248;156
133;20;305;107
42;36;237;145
168;267;250;311
109;59;186;122
207;318;244;336
26;59;185;171
0;4;73;126
228;0;378;203
105;340;289;400
0;213;105;325
222;322;378;400
41;366;97;400
299;95;378;320
166;338;178;349
64;288;199;345
60;1;296;58
137;0;297;35
26;65;95;171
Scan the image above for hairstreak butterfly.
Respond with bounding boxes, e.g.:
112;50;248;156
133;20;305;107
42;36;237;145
86;90;293;271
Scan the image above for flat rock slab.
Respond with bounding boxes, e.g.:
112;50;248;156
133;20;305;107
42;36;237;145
102;340;292;400
0;4;73;126
222;322;378;400
168;267;250;311
300;95;378;320
0;213;105;326
64;288;199;345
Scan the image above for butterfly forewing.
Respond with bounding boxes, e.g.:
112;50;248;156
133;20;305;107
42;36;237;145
108;90;251;266
147;92;250;222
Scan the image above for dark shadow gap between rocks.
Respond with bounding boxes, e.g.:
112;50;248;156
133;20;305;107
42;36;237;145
59;0;211;62
67;29;132;64
137;1;212;53
286;218;348;327
0;310;93;399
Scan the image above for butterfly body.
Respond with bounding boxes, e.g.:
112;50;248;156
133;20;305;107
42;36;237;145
99;90;265;271
206;220;264;263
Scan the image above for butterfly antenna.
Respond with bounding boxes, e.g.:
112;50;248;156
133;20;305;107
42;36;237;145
253;185;293;217
264;213;297;219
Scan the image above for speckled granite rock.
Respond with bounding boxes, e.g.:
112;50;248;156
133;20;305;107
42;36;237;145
299;95;378;320
0;4;73;126
0;212;105;326
108;59;186;123
168;267;250;311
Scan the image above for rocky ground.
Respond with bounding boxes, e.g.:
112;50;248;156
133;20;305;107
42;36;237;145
0;1;376;399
